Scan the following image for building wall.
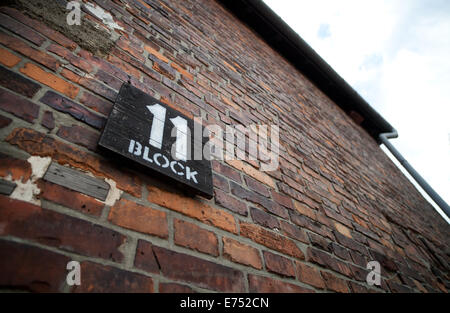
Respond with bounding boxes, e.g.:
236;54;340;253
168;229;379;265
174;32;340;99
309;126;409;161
0;0;448;293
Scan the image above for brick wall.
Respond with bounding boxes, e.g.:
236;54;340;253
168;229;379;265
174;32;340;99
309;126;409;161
0;0;449;293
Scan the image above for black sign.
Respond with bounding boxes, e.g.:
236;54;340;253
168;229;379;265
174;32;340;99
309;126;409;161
98;83;213;199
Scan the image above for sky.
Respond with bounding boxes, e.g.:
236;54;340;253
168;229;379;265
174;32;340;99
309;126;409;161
263;0;450;223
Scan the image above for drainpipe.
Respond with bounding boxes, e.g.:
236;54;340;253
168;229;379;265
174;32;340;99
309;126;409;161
379;130;450;219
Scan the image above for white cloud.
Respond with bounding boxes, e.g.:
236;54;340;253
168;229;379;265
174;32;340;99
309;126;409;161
264;0;450;223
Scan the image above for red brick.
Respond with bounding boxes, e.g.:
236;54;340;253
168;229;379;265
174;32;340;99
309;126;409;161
72;262;153;293
147;185;237;234
296;262;325;289
0;47;21;67
41;111;55;130
222;237;262;269
47;44;93;73
174;219;218;256
0;14;45;46
248;274;313;293
306;247;352;278
6;128;142;197
37;180;104;217
0;153;31;182
0;65;41;98
263;251;296;278
57;125;100;151
226;159;276;188
0;240;69;292
20;63;78;99
214;188;248;216
321;271;349;293
108;199;168;238
146;244;245;292
40;91;105;129
153;59;177;80
0;32;59;71
240;222;304;259
79;91;113;116
0;195;126;261
212;173;229;192
159;283;194;293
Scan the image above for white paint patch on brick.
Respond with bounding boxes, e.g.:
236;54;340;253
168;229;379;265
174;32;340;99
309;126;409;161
84;2;124;31
103;178;123;206
8;156;52;205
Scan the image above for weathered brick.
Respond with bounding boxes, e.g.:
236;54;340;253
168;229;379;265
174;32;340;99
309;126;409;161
222;237;262;269
212;173;229;192
108;198;168;238
79;91;113;116
272;190;294;209
240;222;304;259
250;207;280;230
0;47;21;67
321;271;349;293
147;185;237;233
248;274;313;293
151;245;245;292
41;111;55;130
0;195;125;261
0;114;12;128
37;180;104;217
263;251;296;278
334;231;368;255
20;63;79;99
226;159;275;188
0;65;41;98
174;219;218;256
0;153;31;182
0;240;69;292
57;125;100;151
47;44;93;73
279;220;309;243
296;262;325;289
212;161;242;183
0;14;45;46
72;262;153;293
134;240;160;274
0;89;39;123
6;128;142;197
159;283;194;293
214;188;247;216
40;91;105;129
231;181;288;219
308;232;333;253
306;247;352;278
244;175;270;197
293;200;317;219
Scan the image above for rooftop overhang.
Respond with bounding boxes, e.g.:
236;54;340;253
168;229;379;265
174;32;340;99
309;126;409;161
218;0;396;143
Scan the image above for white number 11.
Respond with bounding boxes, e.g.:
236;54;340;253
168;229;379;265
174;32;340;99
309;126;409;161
146;103;188;161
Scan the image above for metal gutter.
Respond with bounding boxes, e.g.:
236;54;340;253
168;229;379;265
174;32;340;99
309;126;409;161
218;0;395;142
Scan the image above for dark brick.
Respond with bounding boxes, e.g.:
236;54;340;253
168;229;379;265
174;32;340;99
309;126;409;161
72;262;153;293
79;91;113;116
0;195;125;261
308;232;333;253
214;188;248;216
244;175;270;197
159;283;194;293
306;247;352;278
152;245;245;292
296;261;325;289
263;251;296;278
271;190;294;209
321;271;349;293
134;240;160;274
0;89;39;123
279;220;309;243
0;65;41;98
40;91;105;129
250;207;280;230
330;242;352;261
248;274;312;293
212;173;229;192
0;239;69;292
0;14;45;46
212;161;242;183
41;111;55;130
57;125;100;151
0;114;12;128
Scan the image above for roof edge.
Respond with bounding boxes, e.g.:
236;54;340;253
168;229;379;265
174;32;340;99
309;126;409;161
218;0;396;142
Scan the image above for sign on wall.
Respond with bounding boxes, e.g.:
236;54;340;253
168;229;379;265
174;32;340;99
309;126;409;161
98;83;213;199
